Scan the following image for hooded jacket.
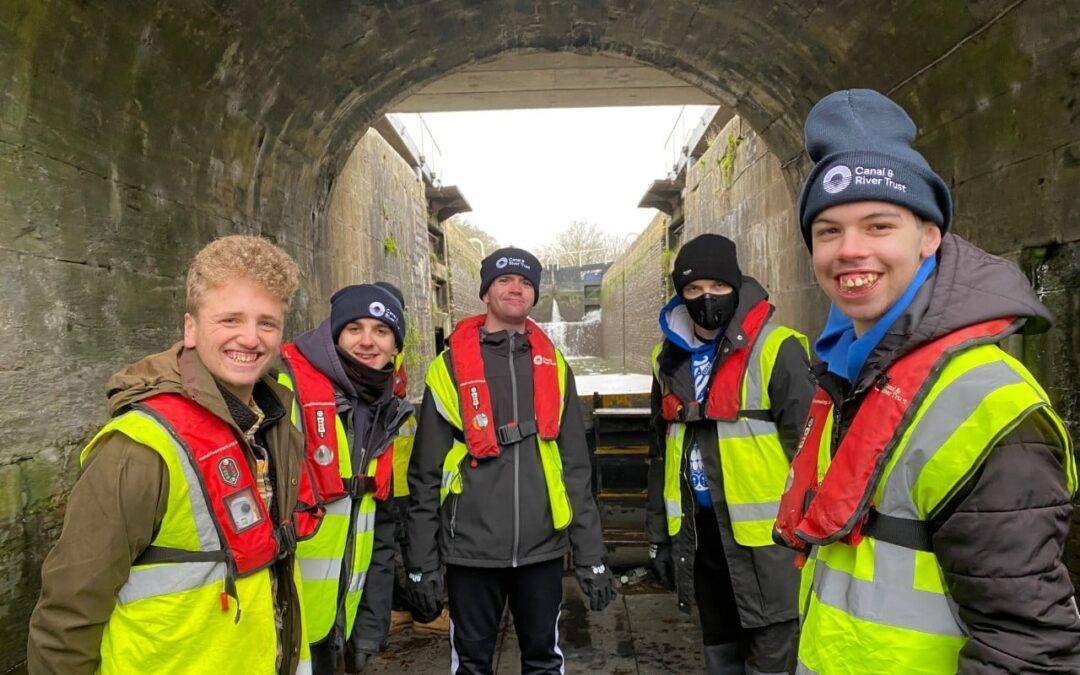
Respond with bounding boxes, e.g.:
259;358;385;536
645;277;815;626
289;319;414;656
27;343;307;675
405;326;604;571
812;234;1080;671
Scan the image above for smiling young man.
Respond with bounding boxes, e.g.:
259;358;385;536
28;235;311;674
646;233;813;674
404;247;613;674
773;89;1080;673
275;283;413;674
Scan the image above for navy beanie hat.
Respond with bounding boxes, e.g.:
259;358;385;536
479;247;542;305
329;284;406;348
373;281;405;310
671;234;743;295
798;89;952;249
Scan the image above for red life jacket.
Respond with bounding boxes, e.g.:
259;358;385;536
448;314;562;459
773;317;1015;554
280;343;394;504
394;362;408;399
139;393;284;576
659;299;772;422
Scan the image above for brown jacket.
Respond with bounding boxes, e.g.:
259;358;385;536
27;342;307;674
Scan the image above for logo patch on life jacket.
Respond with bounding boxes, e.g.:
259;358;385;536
217;457;241;486
794;415;815;456
878;381;909;406
315;409;327;437
472;413;489;430
533;354;556;367
313;444;334;466
469;386;480;409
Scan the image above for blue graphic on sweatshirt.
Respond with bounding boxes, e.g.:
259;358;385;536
691;349;715;402
689;442;713;508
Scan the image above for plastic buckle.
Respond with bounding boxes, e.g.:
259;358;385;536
683;401;701;422
496;422;524;445
276;522;298;558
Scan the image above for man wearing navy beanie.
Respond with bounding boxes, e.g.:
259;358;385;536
775;89;1080;673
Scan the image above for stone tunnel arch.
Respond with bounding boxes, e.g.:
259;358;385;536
2;1;1077;666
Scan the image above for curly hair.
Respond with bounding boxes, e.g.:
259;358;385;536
186;235;301;313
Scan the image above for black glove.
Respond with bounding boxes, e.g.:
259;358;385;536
649;543;675;590
575;563;616;611
404;569;444;623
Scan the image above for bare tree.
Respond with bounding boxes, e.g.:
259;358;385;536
538;220;625;267
445;216;500;257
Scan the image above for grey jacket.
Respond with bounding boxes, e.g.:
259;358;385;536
812;233;1080;671
291;321;413;654
645;278;815;626
404;326;605;571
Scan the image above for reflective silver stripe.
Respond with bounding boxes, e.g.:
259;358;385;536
795;660;817;674
813;540;963;636
300;556;343;582
441;470;455;490
878;360;1023;518
324;498;351;516
715;416;778;440
118;561;226;605
727;501;780;522
132;410;222;553
355;509;376;534
295;658;312;675
348;570;367;594
430;385;459;429
742;322;779;410
664;498;681;519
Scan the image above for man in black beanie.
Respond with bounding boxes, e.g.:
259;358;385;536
774;89;1080;673
405;245;613;674
646;233;814;674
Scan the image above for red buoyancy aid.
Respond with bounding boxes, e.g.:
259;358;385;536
139;393;283;575
773;317;1016;553
280;343;394;503
394;362;408;399
660;299;773;422
448;315;562;459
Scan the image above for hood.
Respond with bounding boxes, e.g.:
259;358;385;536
105;342;188;415
900;233;1052;348
293;318;359;399
659;276;770;354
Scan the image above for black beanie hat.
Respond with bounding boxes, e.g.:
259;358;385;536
329;284;406;349
479;247;542;306
797;89;952;249
671;234;743;295
373;281;405;310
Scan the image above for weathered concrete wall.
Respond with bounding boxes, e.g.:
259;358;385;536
600;213;667;373
536;263;609;322
324;127;435;399
2;0;1079;667
683;116;828;338
445;218;487;325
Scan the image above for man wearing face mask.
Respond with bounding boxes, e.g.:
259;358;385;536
645;233;814;674
276;284;414;673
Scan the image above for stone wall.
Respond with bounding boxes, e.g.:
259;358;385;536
324;127;435;399
600;212;667;373
444;217;487;325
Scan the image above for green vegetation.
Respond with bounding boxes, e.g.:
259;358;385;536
383;234;399;256
719;133;742;188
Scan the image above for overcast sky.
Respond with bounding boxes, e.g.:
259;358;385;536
392;106;712;251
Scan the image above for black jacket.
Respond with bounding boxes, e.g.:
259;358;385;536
813;234;1080;672
645;278;815;626
404;325;604;571
291;321;413;654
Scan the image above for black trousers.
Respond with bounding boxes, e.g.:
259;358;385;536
446;557;564;675
694;510;797;674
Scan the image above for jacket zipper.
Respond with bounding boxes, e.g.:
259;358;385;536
509;332;521;568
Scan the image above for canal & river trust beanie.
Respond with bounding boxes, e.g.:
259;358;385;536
330;283;406;348
798;89;952;249
479;247;542;305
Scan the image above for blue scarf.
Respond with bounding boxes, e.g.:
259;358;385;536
815;256;937;383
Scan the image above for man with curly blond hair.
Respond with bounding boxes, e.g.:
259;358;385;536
28;235;316;674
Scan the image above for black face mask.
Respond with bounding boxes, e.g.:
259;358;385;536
684;293;738;331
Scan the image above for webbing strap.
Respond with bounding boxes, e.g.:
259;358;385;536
133;545;228;566
862;508;934;552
